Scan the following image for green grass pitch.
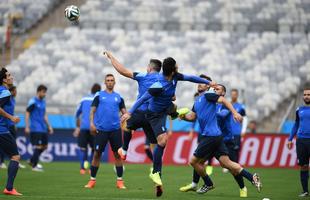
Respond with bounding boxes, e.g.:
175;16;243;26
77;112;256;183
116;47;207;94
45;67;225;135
0;162;300;200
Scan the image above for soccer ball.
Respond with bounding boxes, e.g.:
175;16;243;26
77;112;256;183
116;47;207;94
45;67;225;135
65;5;80;21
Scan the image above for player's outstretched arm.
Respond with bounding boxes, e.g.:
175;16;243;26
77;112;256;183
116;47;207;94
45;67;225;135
128;91;152;114
218;97;243;123
179;112;197;122
44;113;53;134
103;51;134;79
178;74;216;86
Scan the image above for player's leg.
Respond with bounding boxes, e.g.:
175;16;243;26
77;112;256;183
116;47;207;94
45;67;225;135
85;131;108;188
88;132;95;168
110;129;126;189
78;130;88;174
233;135;241;162
30;133;46;171
144;138;153;161
296;138;309;197
0;149;6;168
0;134;22;195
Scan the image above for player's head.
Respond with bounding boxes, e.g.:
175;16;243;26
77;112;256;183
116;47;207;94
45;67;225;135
231;88;239;102
9;85;17;97
162;57;178;77
198;74;212;93
215;84;226;97
37;84;47;99
104;74;115;91
147;59;162;73
0;68;13;87
91;83;101;94
304;86;310;105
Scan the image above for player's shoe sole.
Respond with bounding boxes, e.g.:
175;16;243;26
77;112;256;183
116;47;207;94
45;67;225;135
117;148;127;161
3;188;22;196
155;185;163;197
196;185;215;194
179;183;197;192
85;180;96;188
149;172;162;186
252;173;262;192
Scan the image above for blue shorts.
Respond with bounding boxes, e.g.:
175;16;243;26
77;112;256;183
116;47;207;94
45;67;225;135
296;138;310;166
30;133;48;146
224;140;237;162
146;111;167;138
233;135;241;150
127;110;157;144
94;129;122;153
9;126;16;138
78;129;94;149
0;133;19;157
194;135;228;160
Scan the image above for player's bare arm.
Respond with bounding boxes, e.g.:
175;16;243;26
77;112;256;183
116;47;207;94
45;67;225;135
218;96;243;123
89;106;97;134
103;51;134;79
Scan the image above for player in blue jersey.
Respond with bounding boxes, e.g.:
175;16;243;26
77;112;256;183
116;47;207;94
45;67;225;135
287;86;310;197
85;74;127;190
0;68;22;196
74;83;101;175
122;57;216;196
179;85;262;195
230;89;248;163
180;75;214;192
25;84;53;172
104;51;161;161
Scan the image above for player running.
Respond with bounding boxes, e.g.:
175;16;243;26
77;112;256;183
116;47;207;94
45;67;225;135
103;51;160;160
287;86;310;197
122;57;215;196
179;85;262;195
74;83;101;175
0;68;22;195
25;84;53;172
84;74;127;189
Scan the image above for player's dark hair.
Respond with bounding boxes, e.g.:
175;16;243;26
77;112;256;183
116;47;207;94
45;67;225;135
304;85;310;91
105;74;114;79
218;84;227;93
91;83;101;94
163;57;176;76
9;85;16;92
149;59;162;72
37;84;47;92
199;74;212;81
231;88;238;93
0;68;8;85
194;92;199;98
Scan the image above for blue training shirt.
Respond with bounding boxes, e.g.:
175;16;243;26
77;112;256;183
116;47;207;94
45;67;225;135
92;91;125;132
289;106;310;141
129;73;211;113
230;102;246;136
26;97;47;133
216;104;234;141
7;96;15;127
132;71;160;111
76;94;96;130
0;86;12;134
192;90;222;137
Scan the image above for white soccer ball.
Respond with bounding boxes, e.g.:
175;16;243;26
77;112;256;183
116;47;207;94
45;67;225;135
65;5;80;21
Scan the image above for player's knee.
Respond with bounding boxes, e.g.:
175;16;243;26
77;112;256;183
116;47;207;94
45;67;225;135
114;152;121;160
93;151;101;160
157;135;167;147
190;157;199;166
11;154;20;161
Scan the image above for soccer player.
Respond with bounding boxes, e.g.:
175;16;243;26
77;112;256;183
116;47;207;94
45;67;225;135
180;75;214;193
25;84;53;172
287;86;310;197
179;85;262;194
122;57;215;196
0;68;22;195
230;89;248;162
74;83;101;174
84;74;127;189
103;51;161;160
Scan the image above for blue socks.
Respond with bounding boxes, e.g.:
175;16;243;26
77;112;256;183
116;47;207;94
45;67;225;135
115;166;123;178
234;174;245;189
152;145;165;174
193;169;200;184
122;131;132;151
239;169;253;183
144;148;153;161
79;149;87;169
202;174;213;186
6;160;19;191
300;170;309;193
90;165;99;178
